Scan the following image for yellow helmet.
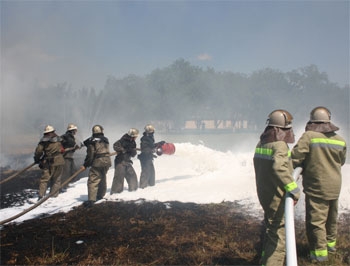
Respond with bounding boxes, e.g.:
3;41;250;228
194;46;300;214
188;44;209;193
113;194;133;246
92;125;103;134
128;128;139;138
309;106;331;123
267;110;293;128
43;125;55;134
144;124;155;134
67;123;78;131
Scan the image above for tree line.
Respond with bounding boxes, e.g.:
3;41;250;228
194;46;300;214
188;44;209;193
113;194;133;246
28;58;349;134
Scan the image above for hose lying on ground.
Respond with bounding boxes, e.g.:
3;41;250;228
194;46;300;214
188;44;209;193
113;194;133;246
0;150;123;225
0;166;86;225
0;163;36;185
0;147;164;225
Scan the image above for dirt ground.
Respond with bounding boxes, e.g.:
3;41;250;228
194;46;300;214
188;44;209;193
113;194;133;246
1;167;349;265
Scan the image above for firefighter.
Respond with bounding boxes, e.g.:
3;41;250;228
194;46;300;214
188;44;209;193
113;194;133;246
292;106;346;262
110;128;139;194
138;124;163;189
34;125;65;200
81;125;111;207
253;110;300;266
60;123;83;191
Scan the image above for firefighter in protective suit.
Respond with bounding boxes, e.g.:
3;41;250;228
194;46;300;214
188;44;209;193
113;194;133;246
34;125;65;200
60;123;83;191
110;128;139;194
138;124;164;189
81;125;111;207
253;110;300;266
292;107;346;262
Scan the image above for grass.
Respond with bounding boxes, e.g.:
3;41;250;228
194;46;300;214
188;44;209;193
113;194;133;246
1;200;349;265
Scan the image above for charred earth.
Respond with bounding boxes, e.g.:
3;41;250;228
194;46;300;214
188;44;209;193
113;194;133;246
0;165;349;265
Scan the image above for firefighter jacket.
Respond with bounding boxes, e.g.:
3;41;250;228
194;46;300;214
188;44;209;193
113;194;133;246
113;134;137;164
34;134;65;166
83;133;111;168
254;140;300;208
61;131;77;159
138;132;155;161
292;125;346;200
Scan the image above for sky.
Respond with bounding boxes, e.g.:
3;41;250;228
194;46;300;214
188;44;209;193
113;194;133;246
1;143;349;225
1;0;349;91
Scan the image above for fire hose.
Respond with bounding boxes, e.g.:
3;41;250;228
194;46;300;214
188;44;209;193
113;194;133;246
0;144;174;225
0;147;78;185
285;167;303;266
0;143;172;186
0;163;36;185
0;166;86;225
0;149;124;225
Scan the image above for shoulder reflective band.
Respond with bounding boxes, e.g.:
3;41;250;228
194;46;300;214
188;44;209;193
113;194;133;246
311;138;346;149
284;181;298;192
254;147;273;160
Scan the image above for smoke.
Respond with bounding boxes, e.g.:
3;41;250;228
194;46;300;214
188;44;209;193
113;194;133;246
1;1;349;167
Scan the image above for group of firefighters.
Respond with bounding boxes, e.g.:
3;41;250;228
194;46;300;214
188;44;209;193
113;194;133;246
33;123;163;208
254;106;346;265
32;105;346;265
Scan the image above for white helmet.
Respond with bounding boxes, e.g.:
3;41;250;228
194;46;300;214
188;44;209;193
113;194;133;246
43;125;55;134
267;110;293;128
144;124;155;134
67;123;78;131
92;125;103;134
309;106;331;123
128;128;139;138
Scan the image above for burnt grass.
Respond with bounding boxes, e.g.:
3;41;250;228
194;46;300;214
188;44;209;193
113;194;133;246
1;167;350;265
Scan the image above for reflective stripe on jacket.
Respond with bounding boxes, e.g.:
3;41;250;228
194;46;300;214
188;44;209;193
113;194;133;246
292;131;346;200
254;140;299;208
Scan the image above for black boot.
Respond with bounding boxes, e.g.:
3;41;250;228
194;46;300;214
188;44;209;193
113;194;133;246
83;200;95;208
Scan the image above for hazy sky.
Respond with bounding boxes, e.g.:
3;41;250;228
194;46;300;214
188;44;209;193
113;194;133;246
1;0;349;90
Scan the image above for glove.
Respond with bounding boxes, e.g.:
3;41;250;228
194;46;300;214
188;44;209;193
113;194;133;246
289;187;300;206
34;157;40;164
289;187;300;201
156;148;163;156
155;141;166;147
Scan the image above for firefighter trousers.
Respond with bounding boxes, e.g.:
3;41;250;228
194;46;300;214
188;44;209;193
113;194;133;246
87;166;109;201
260;196;286;266
305;195;338;261
110;161;138;194
62;158;77;188
39;165;63;198
139;159;155;189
